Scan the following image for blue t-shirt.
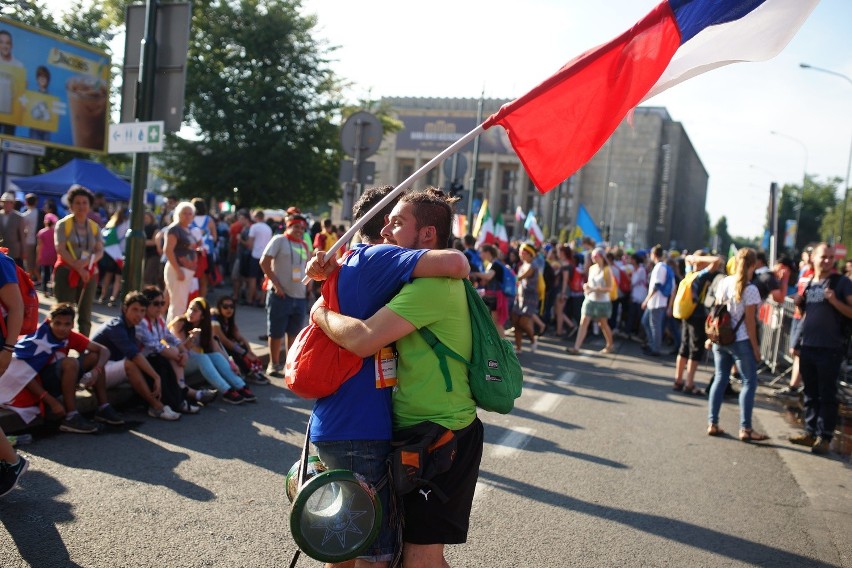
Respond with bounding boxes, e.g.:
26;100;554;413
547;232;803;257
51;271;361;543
310;243;425;442
91;316;141;361
0;253;19;343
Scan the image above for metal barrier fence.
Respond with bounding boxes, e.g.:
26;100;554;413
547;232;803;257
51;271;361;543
757;298;796;384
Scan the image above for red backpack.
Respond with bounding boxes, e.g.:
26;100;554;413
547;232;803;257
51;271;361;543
568;265;584;293
0;250;39;338
618;265;632;294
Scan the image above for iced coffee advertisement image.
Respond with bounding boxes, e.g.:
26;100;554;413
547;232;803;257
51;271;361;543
0;16;110;153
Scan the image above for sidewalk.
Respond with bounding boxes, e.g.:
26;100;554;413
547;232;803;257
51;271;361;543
0;286;274;434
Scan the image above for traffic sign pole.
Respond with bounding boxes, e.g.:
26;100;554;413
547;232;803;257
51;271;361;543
122;0;158;298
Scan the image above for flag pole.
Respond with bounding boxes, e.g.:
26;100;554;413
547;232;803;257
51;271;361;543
304;124;486;282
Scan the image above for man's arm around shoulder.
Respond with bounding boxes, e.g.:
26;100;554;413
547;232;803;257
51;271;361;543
313;304;415;358
412;249;469;279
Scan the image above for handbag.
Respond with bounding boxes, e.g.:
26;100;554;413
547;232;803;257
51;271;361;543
284;268;362;399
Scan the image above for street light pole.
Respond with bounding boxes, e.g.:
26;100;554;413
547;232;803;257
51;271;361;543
771;130;808;250
800;63;852;243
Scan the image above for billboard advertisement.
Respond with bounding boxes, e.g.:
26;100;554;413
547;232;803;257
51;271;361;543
0;16;110;153
395;113;514;155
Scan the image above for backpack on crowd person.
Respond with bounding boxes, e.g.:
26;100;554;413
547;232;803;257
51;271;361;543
673;270;713;320
660;262;675;297
493;258;517;298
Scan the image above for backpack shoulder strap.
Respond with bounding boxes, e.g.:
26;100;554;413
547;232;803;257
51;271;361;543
418;327;469;393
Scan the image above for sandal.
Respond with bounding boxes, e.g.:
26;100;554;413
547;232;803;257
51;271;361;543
600;345;614;354
565;347;580;355
739;428;769;442
707;424;725;437
672;381;684;392
684;385;704;396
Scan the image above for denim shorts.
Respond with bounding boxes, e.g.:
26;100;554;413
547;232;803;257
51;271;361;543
266;292;306;338
313;439;395;562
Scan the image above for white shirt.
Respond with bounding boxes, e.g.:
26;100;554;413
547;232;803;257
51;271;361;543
720;276;761;343
248;221;272;259
647;262;668;310
22;208;37;245
631;264;648;303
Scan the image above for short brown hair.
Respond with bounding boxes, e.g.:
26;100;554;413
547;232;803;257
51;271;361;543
353;185;398;242
49;302;76;320
399;187;458;249
67;184;94;206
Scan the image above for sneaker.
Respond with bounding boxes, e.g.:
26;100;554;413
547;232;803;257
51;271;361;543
94;405;125;426
179;400;201;414
238;386;257;402
530;340;538;354
59;413;99;434
0;456;29;498
197;389;218;405
245;372;270;385
222;389;245;405
789;432;817;447
266;364;284;378
148;405;181;421
811;437;831;455
774;386;803;399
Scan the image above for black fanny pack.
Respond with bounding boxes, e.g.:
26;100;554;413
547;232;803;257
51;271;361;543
389;421;458;501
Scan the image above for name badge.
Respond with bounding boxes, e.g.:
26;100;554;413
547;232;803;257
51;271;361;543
292;266;304;282
375;345;398;389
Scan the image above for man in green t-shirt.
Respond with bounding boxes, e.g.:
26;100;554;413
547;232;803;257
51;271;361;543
313;188;483;568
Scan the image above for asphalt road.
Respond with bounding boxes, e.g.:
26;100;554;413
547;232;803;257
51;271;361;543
1;300;850;567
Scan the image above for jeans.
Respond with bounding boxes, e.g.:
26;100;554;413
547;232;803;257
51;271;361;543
314;439;394;562
708;339;758;429
185;351;245;392
641;307;665;353
798;346;841;440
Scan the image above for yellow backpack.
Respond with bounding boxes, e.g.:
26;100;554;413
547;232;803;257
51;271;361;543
604;266;618;301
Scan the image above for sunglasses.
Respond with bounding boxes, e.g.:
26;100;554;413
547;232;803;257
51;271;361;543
220;304;235;309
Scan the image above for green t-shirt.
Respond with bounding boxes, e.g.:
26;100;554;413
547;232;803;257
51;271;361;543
386;277;476;431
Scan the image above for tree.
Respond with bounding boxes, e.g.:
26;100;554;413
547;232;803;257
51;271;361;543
819;181;851;245
771;176;838;254
714;216;732;255
159;0;344;209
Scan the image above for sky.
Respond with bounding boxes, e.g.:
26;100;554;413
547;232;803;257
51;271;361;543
39;0;852;238
297;0;852;238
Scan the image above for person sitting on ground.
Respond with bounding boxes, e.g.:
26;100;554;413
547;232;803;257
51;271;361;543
211;295;269;385
169;297;255;405
3;303;122;434
136;286;217;413
91;291;182;421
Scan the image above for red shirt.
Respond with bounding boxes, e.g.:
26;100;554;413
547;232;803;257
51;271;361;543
229;221;243;254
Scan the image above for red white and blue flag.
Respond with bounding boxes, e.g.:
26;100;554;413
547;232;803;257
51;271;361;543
484;0;820;193
0;321;68;423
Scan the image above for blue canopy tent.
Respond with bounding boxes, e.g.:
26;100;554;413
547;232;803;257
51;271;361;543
11;159;131;203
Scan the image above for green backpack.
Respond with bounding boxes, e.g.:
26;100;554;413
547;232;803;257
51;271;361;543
418;279;523;414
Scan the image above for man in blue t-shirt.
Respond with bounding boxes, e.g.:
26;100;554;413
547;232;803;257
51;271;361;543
304;186;469;566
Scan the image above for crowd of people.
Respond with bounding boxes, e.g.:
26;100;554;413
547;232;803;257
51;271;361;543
0;181;848;565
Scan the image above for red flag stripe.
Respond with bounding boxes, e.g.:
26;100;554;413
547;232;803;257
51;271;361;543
484;2;680;193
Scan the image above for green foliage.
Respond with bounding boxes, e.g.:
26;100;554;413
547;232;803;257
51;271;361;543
342;98;404;136
771;175;839;253
160;0;345;209
714;216;732;255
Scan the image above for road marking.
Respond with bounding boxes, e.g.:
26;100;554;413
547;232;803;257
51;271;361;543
530;392;561;413
491;427;534;458
558;371;578;384
269;393;296;404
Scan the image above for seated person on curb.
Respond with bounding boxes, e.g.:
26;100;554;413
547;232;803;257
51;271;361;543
305;185;470;568
169;297;255;405
137;286;216;413
91;291;181;421
312;189;482;568
211;295;269;385
7;303;120;434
